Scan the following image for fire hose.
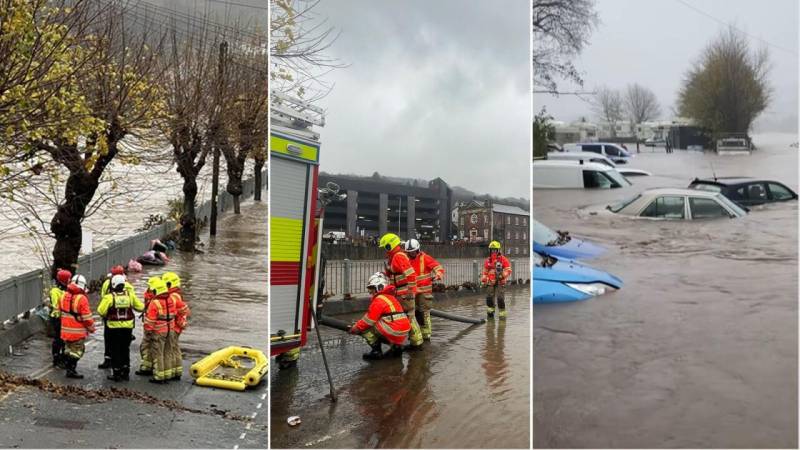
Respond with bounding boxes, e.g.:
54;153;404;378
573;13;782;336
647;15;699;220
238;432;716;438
318;308;485;332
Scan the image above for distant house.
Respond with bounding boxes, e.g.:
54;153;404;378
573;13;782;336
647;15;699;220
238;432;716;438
453;200;529;256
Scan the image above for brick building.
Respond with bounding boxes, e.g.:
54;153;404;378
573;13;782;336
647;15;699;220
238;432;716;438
453;200;529;256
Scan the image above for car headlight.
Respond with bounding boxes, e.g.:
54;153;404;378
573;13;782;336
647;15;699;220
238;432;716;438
565;282;616;296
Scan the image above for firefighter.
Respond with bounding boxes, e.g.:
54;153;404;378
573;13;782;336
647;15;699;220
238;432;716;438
162;272;189;380
349;272;411;360
59;274;95;379
98;275;144;381
48;269;72;368
403;239;445;340
379;232;423;349
481;241;512;319
135;282;157;377
142;277;188;383
98;265;136;370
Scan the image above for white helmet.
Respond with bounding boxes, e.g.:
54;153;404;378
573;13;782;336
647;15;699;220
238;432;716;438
111;274;126;289
70;274;87;291
403;238;420;253
366;272;389;292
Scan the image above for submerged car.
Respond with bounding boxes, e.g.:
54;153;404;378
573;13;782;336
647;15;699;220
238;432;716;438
607;188;748;220
533;160;632;189
532;218;605;260
533;252;623;304
546;151;652;177
688;177;798;206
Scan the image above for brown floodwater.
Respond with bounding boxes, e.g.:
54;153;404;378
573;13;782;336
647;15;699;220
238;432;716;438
270;288;530;449
533;133;798;448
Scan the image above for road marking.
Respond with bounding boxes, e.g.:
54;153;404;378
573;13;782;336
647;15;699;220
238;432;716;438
245;423;252;430
260;393;266;400
233;445;239;450
251;412;257;419
256;402;262;409
239;433;246;440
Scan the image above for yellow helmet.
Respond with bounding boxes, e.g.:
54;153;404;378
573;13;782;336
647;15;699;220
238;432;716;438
147;276;168;296
379;233;402;251
488;240;501;250
162;271;181;288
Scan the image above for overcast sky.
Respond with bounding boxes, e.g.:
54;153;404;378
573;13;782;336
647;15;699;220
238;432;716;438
535;0;799;133
312;1;530;199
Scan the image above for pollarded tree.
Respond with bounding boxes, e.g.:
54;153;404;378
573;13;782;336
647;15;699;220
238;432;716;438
592;86;623;138
678;27;771;135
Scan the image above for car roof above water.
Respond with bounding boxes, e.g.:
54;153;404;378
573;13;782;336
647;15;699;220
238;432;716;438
533;160;614;171
691;177;757;186
642;187;721;197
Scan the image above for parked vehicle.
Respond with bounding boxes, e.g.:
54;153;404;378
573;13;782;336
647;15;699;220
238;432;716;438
606;188;748;220
716;137;751;155
532;218;605;260
533;160;632;189
546;151;652;177
688;177;798;206
644;136;666;147
563;142;633;164
546;142;563;152
533;251;623;304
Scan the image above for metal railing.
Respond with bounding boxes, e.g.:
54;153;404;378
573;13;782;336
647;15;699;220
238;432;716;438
324;258;530;299
0;171;266;324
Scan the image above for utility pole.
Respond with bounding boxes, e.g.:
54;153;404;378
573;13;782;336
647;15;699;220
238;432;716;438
210;41;227;236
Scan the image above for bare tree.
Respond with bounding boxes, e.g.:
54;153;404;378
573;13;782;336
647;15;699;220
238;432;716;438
592;86;623;138
625;83;661;125
678;27;771;135
532;0;598;93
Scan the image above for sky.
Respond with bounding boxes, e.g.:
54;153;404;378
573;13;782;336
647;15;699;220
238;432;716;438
534;0;799;133
310;1;531;199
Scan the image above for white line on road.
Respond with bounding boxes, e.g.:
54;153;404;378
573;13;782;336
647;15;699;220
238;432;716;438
260;393;266;400
245;423;252;430
233;445;239;450
256;402;262;409
239;433;246;440
251;412;258;419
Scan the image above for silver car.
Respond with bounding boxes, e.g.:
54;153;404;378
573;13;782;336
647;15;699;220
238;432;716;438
606;188;748;220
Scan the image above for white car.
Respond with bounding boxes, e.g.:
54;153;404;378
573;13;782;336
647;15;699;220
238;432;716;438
606;188;748;220
563;142;633;164
546;152;652;177
533;160;632;189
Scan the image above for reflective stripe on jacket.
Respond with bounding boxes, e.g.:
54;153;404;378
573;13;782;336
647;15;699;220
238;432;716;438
98;291;145;329
144;293;190;335
384;247;417;297
410;251;445;294
481;254;512;285
168;288;190;333
353;288;411;345
59;285;94;341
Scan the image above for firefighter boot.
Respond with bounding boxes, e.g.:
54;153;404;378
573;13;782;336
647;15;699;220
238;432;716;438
107;369;123;382
498;296;507;319
415;309;429;341
362;342;384;361
385;345;404;358
65;358;84;379
97;358;111;369
486;296;495;319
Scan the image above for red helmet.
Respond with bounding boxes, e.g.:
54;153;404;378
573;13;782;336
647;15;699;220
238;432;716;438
111;265;125;275
56;269;72;286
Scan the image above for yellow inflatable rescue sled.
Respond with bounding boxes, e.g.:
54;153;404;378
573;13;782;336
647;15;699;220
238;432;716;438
190;346;268;391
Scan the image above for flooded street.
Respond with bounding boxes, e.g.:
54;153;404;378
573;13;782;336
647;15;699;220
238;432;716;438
271;288;530;449
533;133;798;448
0;198;267;448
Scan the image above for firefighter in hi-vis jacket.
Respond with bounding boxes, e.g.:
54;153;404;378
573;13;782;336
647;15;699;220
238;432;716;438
481;240;512;319
349;272;411;360
379;233;424;349
403;239;444;340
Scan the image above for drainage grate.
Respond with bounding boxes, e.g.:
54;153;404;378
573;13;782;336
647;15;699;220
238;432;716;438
34;417;88;429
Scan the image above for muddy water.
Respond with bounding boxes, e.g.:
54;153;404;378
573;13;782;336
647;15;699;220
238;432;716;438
533;133;798;448
271;288;530;449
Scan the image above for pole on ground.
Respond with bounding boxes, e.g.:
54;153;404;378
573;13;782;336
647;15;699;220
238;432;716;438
309;306;337;402
210;41;227;236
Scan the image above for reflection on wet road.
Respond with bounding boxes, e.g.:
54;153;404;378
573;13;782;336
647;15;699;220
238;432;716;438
533;133;798;448
271;288;530;449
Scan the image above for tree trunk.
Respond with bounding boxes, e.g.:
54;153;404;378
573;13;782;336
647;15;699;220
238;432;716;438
179;176;198;251
253;156;264;201
50;170;98;278
224;157;244;214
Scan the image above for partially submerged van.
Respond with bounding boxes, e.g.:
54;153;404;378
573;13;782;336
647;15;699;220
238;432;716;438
546;151;651;177
563;142;633;164
533;160;632;189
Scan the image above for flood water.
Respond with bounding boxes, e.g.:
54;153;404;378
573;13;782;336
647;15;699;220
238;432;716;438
533;133;798;448
270;288;530;449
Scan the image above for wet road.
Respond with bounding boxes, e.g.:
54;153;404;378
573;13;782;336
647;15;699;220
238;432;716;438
271;288;530;449
533;133;798;448
0;198;267;448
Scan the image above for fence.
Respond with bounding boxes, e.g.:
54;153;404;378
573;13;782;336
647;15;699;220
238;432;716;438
0;170;266;324
323;258;530;299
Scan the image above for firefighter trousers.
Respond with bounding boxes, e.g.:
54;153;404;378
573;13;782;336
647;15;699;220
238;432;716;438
102;319;111;363
64;339;86;360
486;283;506;313
139;331;153;372
107;328;133;376
414;293;434;340
165;331;183;379
399;296;424;346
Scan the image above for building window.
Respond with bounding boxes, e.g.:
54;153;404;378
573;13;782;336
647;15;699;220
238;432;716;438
484;229;489;239
506;230;510;239
515;247;519;254
470;214;477;224
523;217;527;226
506;216;510;225
515;216;519;225
523;247;528;255
483;214;487;223
515;231;519;240
522;232;527;240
